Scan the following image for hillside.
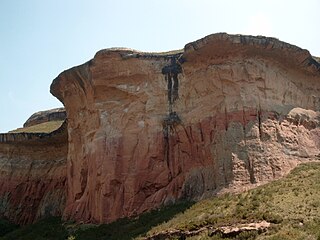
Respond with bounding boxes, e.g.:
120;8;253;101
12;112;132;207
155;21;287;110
9;120;64;133
1;161;320;240
142;161;320;239
8;108;65;133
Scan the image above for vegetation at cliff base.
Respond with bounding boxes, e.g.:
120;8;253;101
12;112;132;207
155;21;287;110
1;162;320;239
0;219;18;237
0;217;68;240
142;162;320;239
0;202;192;240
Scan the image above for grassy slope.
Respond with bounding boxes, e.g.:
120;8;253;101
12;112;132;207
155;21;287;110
144;162;320;239
1;162;320;240
8;120;64;133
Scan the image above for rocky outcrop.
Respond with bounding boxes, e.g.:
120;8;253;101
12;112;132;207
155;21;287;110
144;220;271;239
50;33;320;224
23;108;66;128
0;122;67;225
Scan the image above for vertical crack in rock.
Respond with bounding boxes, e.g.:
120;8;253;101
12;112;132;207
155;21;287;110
242;108;256;184
257;105;262;140
162;55;183;171
162;56;182;112
224;106;228;131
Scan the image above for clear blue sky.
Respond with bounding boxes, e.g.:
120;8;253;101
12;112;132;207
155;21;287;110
1;0;319;132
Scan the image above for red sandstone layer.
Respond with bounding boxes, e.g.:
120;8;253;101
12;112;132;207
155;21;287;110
0;122;67;224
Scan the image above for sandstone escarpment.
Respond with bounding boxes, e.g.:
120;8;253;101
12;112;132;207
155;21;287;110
0;121;67;225
50;33;320;224
23;107;66;128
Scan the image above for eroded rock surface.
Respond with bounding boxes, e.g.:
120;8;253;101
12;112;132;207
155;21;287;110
144;220;271;239
50;33;320;223
0;122;67;224
23;107;66;128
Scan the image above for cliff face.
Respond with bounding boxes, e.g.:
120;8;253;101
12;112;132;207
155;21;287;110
50;33;320;223
0;122;67;225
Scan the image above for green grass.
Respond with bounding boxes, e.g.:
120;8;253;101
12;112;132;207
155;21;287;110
0;219;18;237
2;162;320;239
8;120;64;133
0;217;68;240
0;202;193;240
143;162;320;239
71;201;193;240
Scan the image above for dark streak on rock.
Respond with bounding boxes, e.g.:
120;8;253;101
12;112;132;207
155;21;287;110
162;55;183;169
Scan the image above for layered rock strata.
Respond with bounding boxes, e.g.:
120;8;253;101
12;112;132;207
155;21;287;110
0;122;67;224
50;33;320;223
23;107;66;128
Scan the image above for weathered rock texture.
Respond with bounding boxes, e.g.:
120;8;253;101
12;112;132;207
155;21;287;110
0;122;67;224
145;220;271;239
23;107;66;128
50;33;320;224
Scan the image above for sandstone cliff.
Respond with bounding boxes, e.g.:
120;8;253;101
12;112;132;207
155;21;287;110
0;121;67;225
23;107;66;128
50;33;320;224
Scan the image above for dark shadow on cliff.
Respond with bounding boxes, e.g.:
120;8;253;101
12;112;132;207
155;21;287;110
0;219;18;237
0;201;194;240
0;217;68;240
74;201;194;240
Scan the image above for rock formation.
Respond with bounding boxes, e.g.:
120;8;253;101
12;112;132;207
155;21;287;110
23;107;66;128
0;33;319;225
49;33;320;224
0;121;67;225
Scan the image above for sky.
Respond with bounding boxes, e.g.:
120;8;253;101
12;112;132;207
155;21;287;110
0;0;319;132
